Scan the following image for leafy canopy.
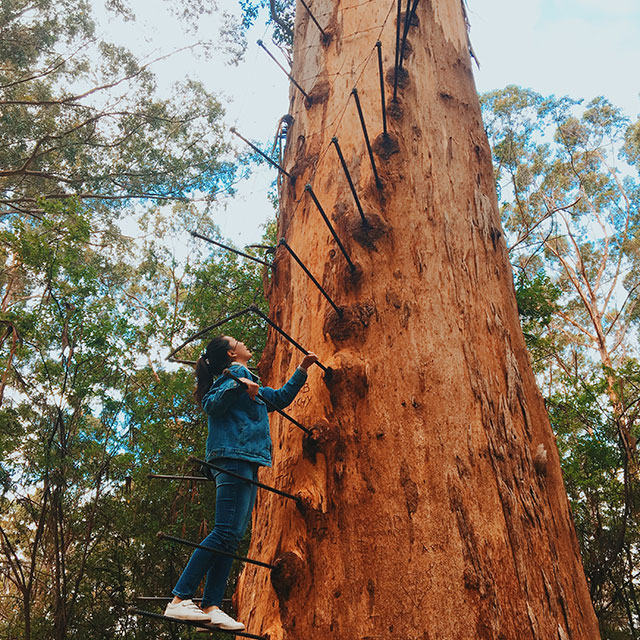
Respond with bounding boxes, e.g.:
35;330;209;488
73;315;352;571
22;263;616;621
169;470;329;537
482;86;640;638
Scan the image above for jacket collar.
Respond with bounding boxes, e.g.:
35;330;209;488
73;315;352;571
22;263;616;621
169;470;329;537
227;362;259;382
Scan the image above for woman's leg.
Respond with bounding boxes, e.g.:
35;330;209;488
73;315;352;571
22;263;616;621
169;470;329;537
201;460;258;608
171;458;258;605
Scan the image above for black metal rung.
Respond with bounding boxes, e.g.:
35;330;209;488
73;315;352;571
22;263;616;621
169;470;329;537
167;304;328;372
170;358;197;366
230;127;291;178
376;41;388;136
331;137;368;225
257;40;309;100
128;607;266;639
148;474;208;482
157;532;277;570
166;307;253;361
351;88;382;188
279;238;343;317
135;596;233;605
305;184;356;271
191;456;302;499
219;369;312;435
248;305;329;373
393;0;403;102
299;0;328;39
397;0;412;76
191;230;272;267
399;0;420;69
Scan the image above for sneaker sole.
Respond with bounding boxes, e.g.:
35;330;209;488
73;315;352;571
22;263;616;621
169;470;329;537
209;622;246;631
164;611;211;622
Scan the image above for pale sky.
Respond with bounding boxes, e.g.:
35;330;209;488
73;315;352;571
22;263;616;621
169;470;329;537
99;0;640;246
471;0;640;117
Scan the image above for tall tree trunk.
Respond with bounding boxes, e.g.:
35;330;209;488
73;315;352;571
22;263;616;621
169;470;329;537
236;1;601;638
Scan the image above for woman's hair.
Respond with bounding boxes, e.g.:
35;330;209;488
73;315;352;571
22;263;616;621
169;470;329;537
194;335;232;404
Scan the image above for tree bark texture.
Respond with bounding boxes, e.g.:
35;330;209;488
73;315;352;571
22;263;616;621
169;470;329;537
236;1;601;638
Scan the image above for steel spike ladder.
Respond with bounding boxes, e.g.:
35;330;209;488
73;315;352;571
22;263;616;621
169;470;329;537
128;607;267;639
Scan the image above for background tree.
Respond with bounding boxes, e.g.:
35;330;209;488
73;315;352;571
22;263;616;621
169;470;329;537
0;194;272;639
481;85;640;638
0;1;272;638
0;0;239;220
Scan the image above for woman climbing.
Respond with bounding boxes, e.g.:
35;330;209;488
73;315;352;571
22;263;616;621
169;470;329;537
164;334;318;631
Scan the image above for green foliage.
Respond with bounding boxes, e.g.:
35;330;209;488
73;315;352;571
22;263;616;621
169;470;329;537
238;0;295;54
0;2;277;638
0;0;237;220
482;86;640;637
548;363;640;638
515;270;562;366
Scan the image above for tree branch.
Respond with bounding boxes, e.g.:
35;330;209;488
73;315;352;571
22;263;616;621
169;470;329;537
269;0;294;40
509;197;581;254
0;43;205;107
0;38;96;90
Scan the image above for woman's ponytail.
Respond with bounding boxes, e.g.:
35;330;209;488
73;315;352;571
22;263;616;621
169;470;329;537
194;335;233;405
194;357;213;405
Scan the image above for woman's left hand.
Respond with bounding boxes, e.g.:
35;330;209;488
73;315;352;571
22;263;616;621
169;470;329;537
239;377;260;400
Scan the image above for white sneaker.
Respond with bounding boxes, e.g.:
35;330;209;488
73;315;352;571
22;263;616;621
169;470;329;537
207;608;245;631
164;599;211;621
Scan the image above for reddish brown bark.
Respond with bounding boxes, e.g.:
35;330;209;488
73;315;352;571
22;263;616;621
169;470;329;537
236;1;601;638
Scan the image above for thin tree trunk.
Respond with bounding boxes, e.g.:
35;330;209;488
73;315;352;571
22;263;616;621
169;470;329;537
0;525;30;640
237;1;601;638
24;598;30;640
0;326;19;405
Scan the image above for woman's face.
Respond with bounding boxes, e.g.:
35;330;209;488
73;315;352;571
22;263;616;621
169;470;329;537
225;335;252;361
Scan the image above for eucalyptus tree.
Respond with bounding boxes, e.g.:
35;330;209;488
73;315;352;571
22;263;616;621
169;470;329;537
0;1;262;638
0;0;236;219
481;85;640;637
226;2;601;639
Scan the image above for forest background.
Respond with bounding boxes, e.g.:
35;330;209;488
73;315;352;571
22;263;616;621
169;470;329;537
0;1;639;639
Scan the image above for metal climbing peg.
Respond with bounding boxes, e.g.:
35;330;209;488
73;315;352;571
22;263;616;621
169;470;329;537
305;184;356;272
247;305;329;373
190;457;302;501
157;531;277;570
221;368;312;435
351;88;382;188
191;230;272;267
399;0;420;69
331;137;368;225
278;239;344;317
230;127;291;178
299;0;329;41
166;307;254;361
257;40;310;100
376;41;388;136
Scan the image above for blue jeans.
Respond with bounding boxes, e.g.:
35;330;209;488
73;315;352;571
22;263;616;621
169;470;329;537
172;458;259;607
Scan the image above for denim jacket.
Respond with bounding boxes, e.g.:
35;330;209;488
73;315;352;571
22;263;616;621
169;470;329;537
203;363;308;467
